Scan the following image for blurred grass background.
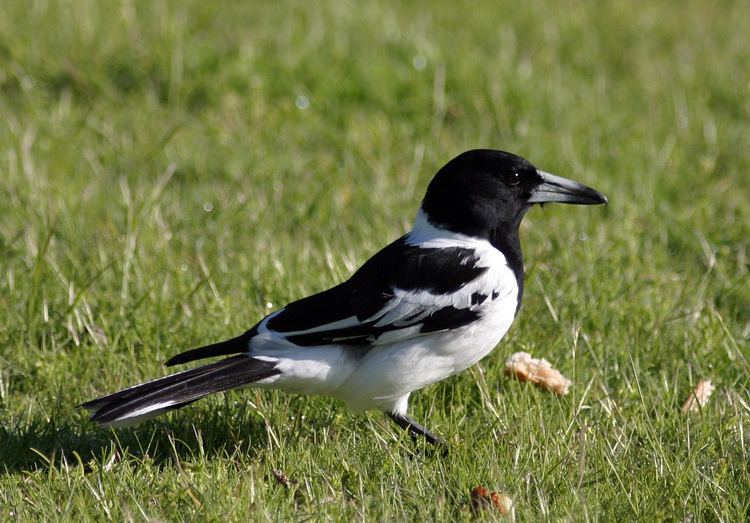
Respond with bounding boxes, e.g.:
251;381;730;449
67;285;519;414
0;0;748;520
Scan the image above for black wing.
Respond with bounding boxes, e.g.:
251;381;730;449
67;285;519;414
264;237;491;347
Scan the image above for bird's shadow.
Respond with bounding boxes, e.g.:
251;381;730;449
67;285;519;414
2;398;448;475
0;404;274;475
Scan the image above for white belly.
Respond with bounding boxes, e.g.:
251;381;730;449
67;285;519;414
336;293;516;411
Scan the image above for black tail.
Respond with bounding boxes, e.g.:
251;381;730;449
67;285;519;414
80;355;279;426
164;328;257;367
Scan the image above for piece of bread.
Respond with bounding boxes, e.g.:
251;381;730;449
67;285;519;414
681;379;714;413
504;352;572;396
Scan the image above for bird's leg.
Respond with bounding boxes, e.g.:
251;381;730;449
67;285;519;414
386;412;446;447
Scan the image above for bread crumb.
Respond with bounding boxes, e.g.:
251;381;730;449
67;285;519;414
681;379;714;413
504;352;572;395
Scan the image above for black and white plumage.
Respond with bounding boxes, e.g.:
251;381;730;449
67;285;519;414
82;149;607;445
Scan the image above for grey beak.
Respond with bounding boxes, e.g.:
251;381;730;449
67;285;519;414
528;170;608;205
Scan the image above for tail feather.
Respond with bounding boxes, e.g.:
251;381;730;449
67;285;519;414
81;356;279;426
164;328;256;367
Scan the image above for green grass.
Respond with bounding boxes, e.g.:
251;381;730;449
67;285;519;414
1;0;749;520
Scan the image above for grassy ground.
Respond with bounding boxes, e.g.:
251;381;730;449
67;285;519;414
1;0;748;520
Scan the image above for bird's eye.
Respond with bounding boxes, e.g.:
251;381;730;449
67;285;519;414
500;171;521;186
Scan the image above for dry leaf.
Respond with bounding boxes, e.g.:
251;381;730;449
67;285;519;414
271;469;305;505
470;486;514;517
681;379;714;413
272;469;292;488
504;352;572;395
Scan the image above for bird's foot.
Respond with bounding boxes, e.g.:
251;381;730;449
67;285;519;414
386;412;449;454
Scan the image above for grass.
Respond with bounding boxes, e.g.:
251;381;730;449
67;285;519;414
1;0;748;520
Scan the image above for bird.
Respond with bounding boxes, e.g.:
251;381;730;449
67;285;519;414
81;149;607;446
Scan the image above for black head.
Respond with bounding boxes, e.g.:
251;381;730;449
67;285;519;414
421;149;607;239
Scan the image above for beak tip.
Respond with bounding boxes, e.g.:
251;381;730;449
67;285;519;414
533;170;608;206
